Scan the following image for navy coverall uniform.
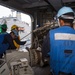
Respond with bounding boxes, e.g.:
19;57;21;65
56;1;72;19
49;26;75;75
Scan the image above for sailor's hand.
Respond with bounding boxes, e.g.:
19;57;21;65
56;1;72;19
24;41;27;44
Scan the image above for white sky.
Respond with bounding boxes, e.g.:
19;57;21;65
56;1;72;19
0;5;31;24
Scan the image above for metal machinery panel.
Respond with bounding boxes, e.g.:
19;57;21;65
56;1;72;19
0;59;10;75
10;58;34;75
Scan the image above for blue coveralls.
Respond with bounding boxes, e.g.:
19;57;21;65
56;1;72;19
0;33;9;58
49;26;75;75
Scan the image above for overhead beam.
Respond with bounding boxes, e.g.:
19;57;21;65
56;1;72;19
44;0;56;11
47;0;62;11
0;0;32;14
0;0;21;9
22;1;48;8
1;0;10;1
62;0;75;3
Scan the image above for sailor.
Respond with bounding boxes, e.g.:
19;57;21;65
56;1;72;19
48;6;75;75
0;24;9;58
42;6;75;75
11;25;26;49
2;24;16;50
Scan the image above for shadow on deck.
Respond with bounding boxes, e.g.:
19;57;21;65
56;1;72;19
32;65;51;75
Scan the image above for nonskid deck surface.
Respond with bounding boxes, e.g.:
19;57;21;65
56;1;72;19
6;50;51;75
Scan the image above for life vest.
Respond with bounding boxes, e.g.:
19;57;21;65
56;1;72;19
49;26;75;75
13;36;20;49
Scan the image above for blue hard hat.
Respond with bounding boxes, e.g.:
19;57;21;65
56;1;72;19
57;6;74;18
